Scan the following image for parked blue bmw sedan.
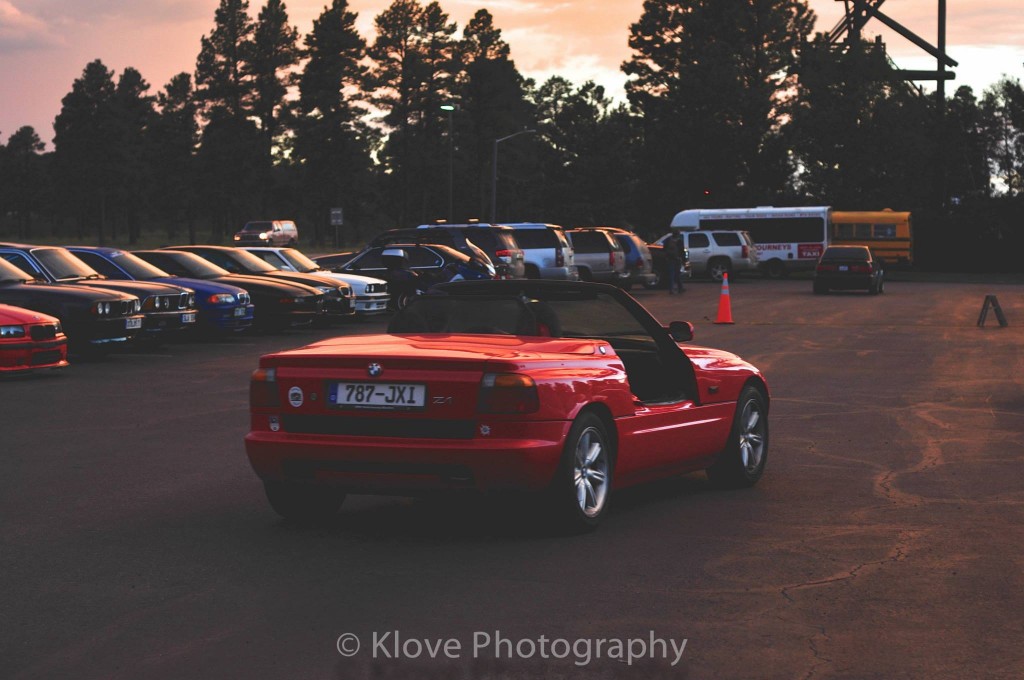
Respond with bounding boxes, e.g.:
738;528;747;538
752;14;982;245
66;246;255;333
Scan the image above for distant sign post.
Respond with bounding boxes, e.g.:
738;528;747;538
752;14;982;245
330;208;344;248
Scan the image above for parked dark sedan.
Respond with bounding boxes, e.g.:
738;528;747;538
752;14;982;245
133;250;325;330
0;243;196;340
166;246;354;324
66;246;254;334
0;257;143;350
813;245;885;295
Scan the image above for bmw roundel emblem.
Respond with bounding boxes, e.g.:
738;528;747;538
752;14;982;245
367;362;383;377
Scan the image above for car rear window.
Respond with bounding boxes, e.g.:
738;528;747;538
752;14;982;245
712;232;742;246
822;247;870;261
511;228;558;249
569;231;611;253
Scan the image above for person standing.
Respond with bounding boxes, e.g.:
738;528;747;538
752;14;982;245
664;230;686;294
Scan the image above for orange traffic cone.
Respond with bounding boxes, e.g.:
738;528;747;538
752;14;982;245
714;273;734;324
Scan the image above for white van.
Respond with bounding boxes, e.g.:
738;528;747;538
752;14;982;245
233;220;299;247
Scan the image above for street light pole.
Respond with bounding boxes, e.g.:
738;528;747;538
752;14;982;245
490;128;535;223
440;104;456;222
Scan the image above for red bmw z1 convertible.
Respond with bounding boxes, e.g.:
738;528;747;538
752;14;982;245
245;280;769;530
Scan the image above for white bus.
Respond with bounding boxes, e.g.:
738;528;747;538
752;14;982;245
670;206;831;278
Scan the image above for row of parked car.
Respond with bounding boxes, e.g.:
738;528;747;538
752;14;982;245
0;241;398;374
0;221;760;374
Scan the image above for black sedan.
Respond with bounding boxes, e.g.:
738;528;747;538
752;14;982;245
165;246;354;324
0;257;143;350
0;243;197;340
133;250;325;330
813;246;885;295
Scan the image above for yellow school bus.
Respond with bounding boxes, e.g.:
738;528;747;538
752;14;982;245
830;210;913;266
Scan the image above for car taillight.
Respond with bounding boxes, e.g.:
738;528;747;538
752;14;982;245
555;247;564;267
851;264;872;273
741;245;749;259
478;373;539;414
495;249;511;258
817;263;837;272
250;367;279;407
608;251;615;266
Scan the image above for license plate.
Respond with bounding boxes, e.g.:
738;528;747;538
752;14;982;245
329;382;426;409
839;265;849;272
126;317;142;330
182;312;196;323
233;307;248;317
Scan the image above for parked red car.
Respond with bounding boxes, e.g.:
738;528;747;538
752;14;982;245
0;304;68;373
245;280;770;530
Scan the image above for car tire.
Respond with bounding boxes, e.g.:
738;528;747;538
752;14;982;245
765;260;786;279
264;481;346;523
578;268;593;282
549;412;614;532
708;259;731;282
706;385;768;489
643;270;661;289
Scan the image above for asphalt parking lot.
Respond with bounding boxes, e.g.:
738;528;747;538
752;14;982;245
3;277;1023;679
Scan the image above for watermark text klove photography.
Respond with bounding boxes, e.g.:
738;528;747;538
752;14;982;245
335;630;688;667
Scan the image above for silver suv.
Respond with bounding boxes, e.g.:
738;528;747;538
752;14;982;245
656;230;758;282
501;223;579;280
566;228;628;285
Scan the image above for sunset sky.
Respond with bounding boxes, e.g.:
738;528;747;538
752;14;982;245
1;0;1022;146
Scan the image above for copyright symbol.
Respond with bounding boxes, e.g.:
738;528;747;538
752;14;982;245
336;633;360;657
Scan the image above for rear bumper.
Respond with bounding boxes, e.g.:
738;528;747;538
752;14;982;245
815;274;876;290
245;419;572;493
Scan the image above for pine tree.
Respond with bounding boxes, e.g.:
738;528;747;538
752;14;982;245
195;0;256;120
0;127;47;239
294;0;375;245
249;0;301;158
149;73;200;242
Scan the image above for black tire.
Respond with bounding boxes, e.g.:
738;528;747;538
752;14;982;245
549;412;614;531
524;265;540;280
264;481;346;523
642;269;661;289
577;268;593;282
708;258;731;282
765;260;786;279
706;385;768;489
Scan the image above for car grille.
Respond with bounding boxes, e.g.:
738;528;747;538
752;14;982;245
281;415;475;439
30;324;58;341
149;294;186;311
111;300;134;317
30;350;63;365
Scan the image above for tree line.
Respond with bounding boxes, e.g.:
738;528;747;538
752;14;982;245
0;0;1022;270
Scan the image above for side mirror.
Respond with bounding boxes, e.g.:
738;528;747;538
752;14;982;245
667;320;694;343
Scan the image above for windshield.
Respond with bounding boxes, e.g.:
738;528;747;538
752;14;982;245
278;249;320;273
241;222;273;233
0;258;30;283
107;251;170;279
33;247;101;281
227;249;279;273
137;252;231;279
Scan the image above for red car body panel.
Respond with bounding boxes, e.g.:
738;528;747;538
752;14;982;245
245;332;767;493
0;304;68;373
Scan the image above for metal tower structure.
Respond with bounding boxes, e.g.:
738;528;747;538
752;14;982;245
827;0;956;109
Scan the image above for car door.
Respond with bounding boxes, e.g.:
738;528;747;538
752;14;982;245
685;232;712;274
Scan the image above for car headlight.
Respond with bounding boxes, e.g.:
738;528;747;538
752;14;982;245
208;293;235;304
54;321;63;334
0;325;26;338
259;232;269;240
233;235;241;241
338;286;352;297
